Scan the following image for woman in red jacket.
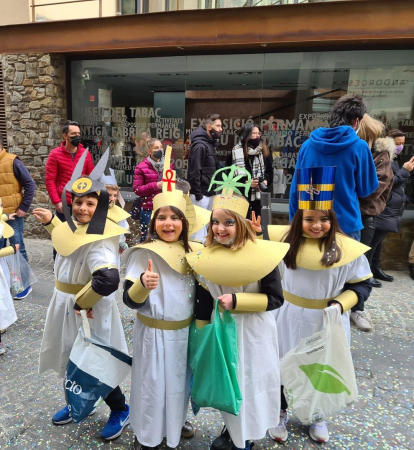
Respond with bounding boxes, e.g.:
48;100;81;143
133;139;170;242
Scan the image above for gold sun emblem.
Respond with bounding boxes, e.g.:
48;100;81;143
72;177;92;194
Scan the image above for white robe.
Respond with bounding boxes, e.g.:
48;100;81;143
275;255;371;358
205;279;280;449
0;254;17;330
126;248;195;448
39;237;128;378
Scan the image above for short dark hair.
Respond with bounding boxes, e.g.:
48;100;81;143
329;94;367;128
63;120;80;135
0;132;3;149
204;114;221;126
387;129;406;139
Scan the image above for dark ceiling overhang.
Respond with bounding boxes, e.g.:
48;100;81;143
1;0;414;57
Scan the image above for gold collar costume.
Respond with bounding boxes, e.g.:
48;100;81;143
187;165;289;313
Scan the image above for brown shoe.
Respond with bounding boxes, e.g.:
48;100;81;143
181;421;195;438
409;264;414;280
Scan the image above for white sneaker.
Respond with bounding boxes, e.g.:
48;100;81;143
350;311;372;332
309;421;329;443
269;410;288;442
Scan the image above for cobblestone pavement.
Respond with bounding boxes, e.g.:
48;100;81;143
0;239;413;450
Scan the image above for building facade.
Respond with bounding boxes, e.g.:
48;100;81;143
1;0;414;268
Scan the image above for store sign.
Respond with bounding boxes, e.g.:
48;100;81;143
348;67;414;120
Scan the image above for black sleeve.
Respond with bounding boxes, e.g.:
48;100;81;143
261;266;284;311
392;166;410;190
194;281;215;322
342;279;372;306
188;144;206;200
123;278;148;310
91;268;120;296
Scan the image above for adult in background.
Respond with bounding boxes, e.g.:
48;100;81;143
228;123;273;219
133;138;171;242
45;121;94;259
188;114;222;240
0;132;36;299
371;130;414;281
289;94;378;241
354;115;394;331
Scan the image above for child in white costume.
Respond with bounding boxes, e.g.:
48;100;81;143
268;166;372;444
0;201;19;355
187;166;289;450
33;150;130;441
123;147;209;450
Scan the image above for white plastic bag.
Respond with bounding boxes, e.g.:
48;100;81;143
5;251;38;296
65;311;132;423
280;306;358;424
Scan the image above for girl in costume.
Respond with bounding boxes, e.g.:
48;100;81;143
123;146;209;450
187;166;289;450
268;166;372;444
33;150;130;441
0;200;19;355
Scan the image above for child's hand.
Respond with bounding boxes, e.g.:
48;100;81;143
33;208;53;224
8;213;17;220
218;294;233;311
142;259;159;290
15;244;20;252
75;308;94;319
247;211;262;233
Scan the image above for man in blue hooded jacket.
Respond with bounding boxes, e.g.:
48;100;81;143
289;94;379;241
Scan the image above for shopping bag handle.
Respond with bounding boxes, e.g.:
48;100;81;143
80;309;91;339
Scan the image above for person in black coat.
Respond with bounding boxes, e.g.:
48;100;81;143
227;123;273;220
369;129;414;281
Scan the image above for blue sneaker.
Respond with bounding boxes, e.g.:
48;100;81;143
13;286;32;300
100;404;130;440
52;406;72;425
52;405;96;425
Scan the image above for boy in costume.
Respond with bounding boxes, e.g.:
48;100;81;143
33;150;130;441
268;166;372;443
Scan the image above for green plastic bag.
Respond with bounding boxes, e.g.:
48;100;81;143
189;300;242;416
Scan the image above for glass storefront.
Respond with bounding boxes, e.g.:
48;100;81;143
71;50;414;202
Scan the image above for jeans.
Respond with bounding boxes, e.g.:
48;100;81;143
53;208;72;260
346;230;361;242
139;209;152;243
3;216;28;262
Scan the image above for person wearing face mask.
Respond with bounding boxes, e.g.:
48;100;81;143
371;129;414;281
289;94;378;241
188;114;222;240
45;120;95;260
133;138;173;242
228;123;273;219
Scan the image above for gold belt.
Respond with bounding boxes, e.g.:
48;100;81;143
283;290;333;310
137;312;193;330
55;280;86;295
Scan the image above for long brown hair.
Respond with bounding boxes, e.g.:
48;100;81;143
145;206;191;253
283;209;343;270
239;123;269;159
205;209;256;251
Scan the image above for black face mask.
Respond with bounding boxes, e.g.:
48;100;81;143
70;136;82;147
248;137;261;148
152;150;163;160
210;129;222;141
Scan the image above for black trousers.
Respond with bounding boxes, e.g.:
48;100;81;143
360;215;376;264
281;385;288;411
369;229;389;271
104;386;126;411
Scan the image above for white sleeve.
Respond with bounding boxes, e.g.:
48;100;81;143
345;255;372;284
86;238;119;274
125;248;150;282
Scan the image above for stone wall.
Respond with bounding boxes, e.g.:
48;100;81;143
1;53;67;238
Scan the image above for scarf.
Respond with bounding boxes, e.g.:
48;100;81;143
232;142;265;201
147;155;164;173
